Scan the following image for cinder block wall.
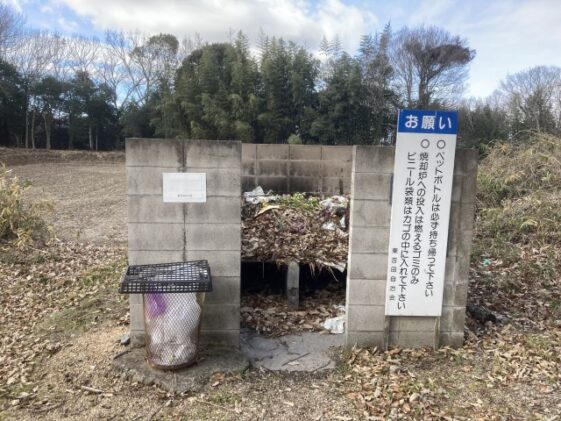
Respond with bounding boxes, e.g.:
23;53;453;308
345;146;478;348
242;144;352;194
126;138;241;348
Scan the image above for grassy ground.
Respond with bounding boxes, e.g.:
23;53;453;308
1;143;560;420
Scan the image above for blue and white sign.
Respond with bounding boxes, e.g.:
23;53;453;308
385;109;458;316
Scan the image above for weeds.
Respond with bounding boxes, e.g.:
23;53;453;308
471;133;561;323
0;165;51;248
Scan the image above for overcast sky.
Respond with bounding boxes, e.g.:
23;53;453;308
7;0;561;98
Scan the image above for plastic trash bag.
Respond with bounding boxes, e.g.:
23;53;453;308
144;292;203;368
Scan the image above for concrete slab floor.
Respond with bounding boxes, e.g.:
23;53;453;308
241;328;344;372
112;347;250;394
112;330;343;393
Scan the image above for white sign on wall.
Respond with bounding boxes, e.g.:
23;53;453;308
385;109;458;316
162;173;207;203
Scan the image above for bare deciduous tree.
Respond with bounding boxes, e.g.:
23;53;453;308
391;26;475;108
0;4;25;58
499;65;561;134
7;31;57;148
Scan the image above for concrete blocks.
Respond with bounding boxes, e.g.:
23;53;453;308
242;162;256;176
440;306;466;332
126;138;183;167
258;160;288;176
394;316;437;332
322;177;351;195
290;177;322;193
389;331;436;348
353;173;392;200
349;253;388;279
185;224;240;251
257;144;289;160
128;250;184;265
290;161;322;177
347;305;385;331
128;195;183;223
443;279;469;306
454;149;479;175
242;144;354;194
241;143;256;161
186;139;241;169
187;250;240;277
126;138;242;349
321;145;353;162
256;176;288;193
128;223;184;251
200;330;240;348
354;146;394;174
346;145;477;349
351;200;391;227
289;144;322;160
201;168;241;197
349;227;389;254
205;276;240;305
201;304;240;330
347;278;386;305
185;198;240;224
321;161;351;177
346;331;385;347
439;331;464;348
127;167;179;195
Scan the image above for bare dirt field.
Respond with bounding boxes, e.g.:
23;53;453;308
8;154;127;244
1;148;560;420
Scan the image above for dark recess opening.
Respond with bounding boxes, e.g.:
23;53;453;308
241;262;346;297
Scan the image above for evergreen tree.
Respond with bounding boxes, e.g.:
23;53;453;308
0;59;25;146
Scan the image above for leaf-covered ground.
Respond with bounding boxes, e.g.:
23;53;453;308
1;145;561;419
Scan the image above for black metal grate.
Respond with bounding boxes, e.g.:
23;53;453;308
119;260;212;294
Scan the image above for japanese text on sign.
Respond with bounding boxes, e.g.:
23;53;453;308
385;109;457;316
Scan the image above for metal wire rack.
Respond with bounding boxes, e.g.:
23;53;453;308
119;260;212;294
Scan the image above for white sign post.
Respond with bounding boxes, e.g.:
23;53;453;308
385;109;458;316
162;173;207;203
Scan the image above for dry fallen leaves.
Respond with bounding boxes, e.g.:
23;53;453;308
241;288;345;336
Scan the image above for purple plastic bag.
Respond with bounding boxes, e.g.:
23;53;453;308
146;293;167;317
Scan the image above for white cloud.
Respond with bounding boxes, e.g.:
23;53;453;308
55;0;378;52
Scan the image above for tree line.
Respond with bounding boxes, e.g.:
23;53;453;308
0;4;560;152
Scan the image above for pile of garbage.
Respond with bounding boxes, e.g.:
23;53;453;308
241;187;349;270
241;288;346;336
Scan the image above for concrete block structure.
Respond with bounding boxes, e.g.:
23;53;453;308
126;138;478;350
345;146;478;348
126;138;241;348
242;144;352;194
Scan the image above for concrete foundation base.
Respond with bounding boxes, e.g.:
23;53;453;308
112;348;249;393
241;329;343;372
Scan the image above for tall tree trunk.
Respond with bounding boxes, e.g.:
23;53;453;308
88;124;93;150
95;126;98;151
24;109;29;149
68;113;73;150
43;113;51;150
31;109;36;150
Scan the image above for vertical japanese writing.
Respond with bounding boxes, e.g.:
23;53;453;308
426;140;446;297
412;147;428;286
397;152;417;309
386;109;457;316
